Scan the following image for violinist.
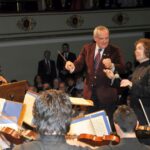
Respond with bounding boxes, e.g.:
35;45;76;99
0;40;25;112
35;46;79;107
13;89;88;150
96;105;150;150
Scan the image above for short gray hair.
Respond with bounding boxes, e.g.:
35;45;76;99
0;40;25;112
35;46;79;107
93;25;109;37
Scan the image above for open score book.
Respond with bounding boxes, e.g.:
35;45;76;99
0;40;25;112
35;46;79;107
69;110;112;136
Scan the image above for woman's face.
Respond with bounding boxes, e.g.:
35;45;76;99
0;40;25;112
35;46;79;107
135;42;147;63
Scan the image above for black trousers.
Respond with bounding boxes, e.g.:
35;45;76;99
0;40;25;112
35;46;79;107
87;89;118;132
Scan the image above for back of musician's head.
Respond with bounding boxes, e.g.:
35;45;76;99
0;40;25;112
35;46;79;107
33;89;72;135
113;105;137;132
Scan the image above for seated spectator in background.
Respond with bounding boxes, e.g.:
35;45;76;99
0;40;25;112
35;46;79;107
97;105;150;150
75;75;84;91
34;74;43;92
52;78;60;90
58;81;67;93
121;61;133;79
38;50;57;87
13;89;88;150
28;85;37;93
57;43;76;81
66;77;77;96
42;82;51;91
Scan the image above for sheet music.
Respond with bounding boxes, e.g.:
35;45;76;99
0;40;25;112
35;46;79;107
69;110;111;136
0;115;18;130
23;91;38;126
0;99;22;130
0;135;10;149
69;117;96;135
0;98;6;114
69;97;93;106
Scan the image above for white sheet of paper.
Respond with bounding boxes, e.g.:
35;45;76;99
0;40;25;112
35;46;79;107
69;97;93;106
69;110;111;136
0;98;6;114
23;91;38;126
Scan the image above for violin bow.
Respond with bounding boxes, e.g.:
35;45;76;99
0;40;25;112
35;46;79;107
139;99;150;126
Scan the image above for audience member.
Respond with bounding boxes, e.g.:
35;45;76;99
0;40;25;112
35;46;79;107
57;43;76;81
121;61;133;79
38;50;57;86
52;78;60;90
42;82;51;91
66;77;77;96
13;89;88;150
75;75;84;91
28;85;38;93
58;81;67;93
34;74;43;92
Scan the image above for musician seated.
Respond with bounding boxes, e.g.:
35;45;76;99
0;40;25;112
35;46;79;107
13;89;88;150
97;105;150;150
0;75;7;84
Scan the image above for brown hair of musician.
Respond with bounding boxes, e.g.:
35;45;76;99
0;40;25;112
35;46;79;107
113;105;137;132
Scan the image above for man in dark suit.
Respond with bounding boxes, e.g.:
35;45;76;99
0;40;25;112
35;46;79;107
57;43;76;81
38;50;57;87
65;25;125;129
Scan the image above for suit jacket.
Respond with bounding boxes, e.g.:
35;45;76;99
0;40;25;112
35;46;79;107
97;138;150;150
74;42;125;104
13;135;88;150
38;59;57;85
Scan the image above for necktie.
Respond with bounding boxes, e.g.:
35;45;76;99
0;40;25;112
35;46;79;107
94;49;101;71
46;60;51;74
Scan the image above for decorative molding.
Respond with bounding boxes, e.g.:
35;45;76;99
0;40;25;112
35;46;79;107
17;17;36;31
66;15;84;28
112;12;129;25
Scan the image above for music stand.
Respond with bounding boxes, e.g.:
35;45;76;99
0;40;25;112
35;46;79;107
0;80;28;103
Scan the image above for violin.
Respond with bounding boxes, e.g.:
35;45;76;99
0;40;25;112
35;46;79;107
136;125;150;139
0;127;38;145
77;133;120;146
